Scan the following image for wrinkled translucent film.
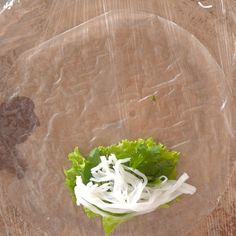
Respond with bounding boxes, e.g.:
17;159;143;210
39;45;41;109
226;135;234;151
0;8;234;236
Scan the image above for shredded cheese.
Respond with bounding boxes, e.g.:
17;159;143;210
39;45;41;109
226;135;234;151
74;154;196;216
198;1;213;9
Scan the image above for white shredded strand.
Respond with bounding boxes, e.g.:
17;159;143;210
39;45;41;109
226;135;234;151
198;1;213;9
0;0;20;14
74;154;196;216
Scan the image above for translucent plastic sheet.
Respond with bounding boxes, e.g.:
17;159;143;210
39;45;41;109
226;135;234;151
0;6;235;236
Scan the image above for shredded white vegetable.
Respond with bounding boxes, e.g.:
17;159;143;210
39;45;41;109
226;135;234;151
0;0;20;14
74;154;196;216
198;1;213;9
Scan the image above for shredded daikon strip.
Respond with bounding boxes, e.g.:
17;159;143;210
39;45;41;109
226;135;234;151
74;154;196;216
198;1;213;9
0;0;20;14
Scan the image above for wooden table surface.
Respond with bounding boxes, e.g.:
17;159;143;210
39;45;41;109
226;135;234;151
0;0;235;235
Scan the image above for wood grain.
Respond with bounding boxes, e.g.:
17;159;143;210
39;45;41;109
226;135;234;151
0;0;235;235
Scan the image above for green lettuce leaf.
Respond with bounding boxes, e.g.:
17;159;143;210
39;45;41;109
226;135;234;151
102;215;132;236
83;148;102;184
65;138;180;236
85;138;180;184
64;147;86;200
83;207;99;218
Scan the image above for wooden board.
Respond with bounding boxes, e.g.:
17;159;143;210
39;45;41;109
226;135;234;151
0;0;235;235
